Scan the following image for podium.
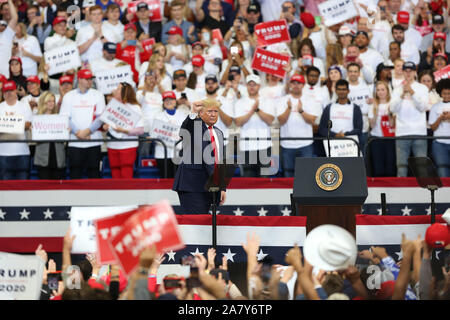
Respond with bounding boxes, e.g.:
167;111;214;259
291;157;368;237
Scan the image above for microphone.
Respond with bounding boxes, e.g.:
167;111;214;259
327;120;332;157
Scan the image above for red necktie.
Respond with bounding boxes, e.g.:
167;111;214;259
208;126;218;164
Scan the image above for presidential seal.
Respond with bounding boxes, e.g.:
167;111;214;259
315;163;343;191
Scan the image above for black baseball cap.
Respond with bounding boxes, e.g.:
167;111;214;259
173;69;187;79
103;42;117;54
205;74;218;83
432;14;444;24
137;2;148;10
355;30;369;39
402;61;416;70
229;65;241;74
247;3;260;13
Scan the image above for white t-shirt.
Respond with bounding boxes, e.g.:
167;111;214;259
217;84;248;103
0;26;15;78
167;44;187;70
390;81;429;136
194;73;207;96
302;83;331;111
76;24;104;63
291;57;326;79
44;33;75;52
174;87;201;104
400;40;420;65
15;35;42;77
368;102;391;137
102;20;124;44
329;103;355;134
259;84;285;101
277;94;321;149
90;57;123;74
0;99;32;156
234;96;275;151
405;27;422;50
59;88;106;148
106;103;144;150
428;101;450;144
359;48;384;76
183;60;220;78
348;82;373;133
21;94;42;115
136;89;163;132
151;108;188;158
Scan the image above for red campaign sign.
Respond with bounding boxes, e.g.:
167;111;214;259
415;25;433;37
94;209;138;265
109;200;185;276
434;64;450;83
127;0;162;22
212;28;223;44
142;38;155;54
251;47;290;79
254;20;291;47
380;115;395;137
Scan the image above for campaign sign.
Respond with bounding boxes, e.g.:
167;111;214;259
434;65;450;83
323;135;360;157
254;20;291;47
94;65;134;95
150;119;180;148
251;47;290;79
110;200;185;276
127;0;162;21
415;25;432;37
380;115;395;137
31;115;69;141
100;98;142;131
70;206;137;254
211;28;223;44
44;43;81;76
141;37;156;55
0;252;44;300
0;115;25;134
94;209;139;265
318;0;358;27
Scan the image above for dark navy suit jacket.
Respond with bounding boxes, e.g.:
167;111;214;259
172;115;224;193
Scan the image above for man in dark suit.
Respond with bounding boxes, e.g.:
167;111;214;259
134;2;162;43
173;99;226;214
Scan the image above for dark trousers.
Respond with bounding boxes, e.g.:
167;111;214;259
370;138;396;177
178;191;220;214
68;146;101;179
37;166;65;180
0;155;30;180
156;158;177;178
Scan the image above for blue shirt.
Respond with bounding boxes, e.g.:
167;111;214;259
161;20;197;45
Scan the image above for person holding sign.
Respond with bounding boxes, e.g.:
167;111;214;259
173;99;226;214
151;91;187;178
0;81;32;180
102;82;144;179
33;92;66;180
59;69;105;179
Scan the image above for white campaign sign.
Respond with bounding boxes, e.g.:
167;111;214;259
318;0;358;27
150;119;180;148
94;66;134;95
100;99;141;131
70;206;137;254
0;252;44;300
0;115;25;134
323;135;360;157
44;43;82;76
32;115;69;141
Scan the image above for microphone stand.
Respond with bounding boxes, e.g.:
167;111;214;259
327;120;332;158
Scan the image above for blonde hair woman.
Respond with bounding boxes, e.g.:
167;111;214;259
368;81;396;177
33;91;66;179
138;53;172;91
13;22;42;77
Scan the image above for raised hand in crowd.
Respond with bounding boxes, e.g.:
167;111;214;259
392;234;416;300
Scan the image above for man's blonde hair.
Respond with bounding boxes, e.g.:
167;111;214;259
201;98;221;110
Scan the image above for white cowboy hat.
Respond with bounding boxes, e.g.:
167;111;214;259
303;224;357;271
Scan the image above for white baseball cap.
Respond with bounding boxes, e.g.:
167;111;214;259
303;224;357;271
246;74;261;85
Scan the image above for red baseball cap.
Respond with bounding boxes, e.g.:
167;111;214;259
434;52;448;62
397;11;410;24
425;223;450;248
167;26;183;36
300;12;315;29
77;69;94;79
59;75;74;85
434;32;447;41
9;56;22;64
26;76;40;84
290;74;305;84
192;55;205;67
124;23;137;32
162;91;176;100
2;80;17;92
191;41;204;48
52;16;67;27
